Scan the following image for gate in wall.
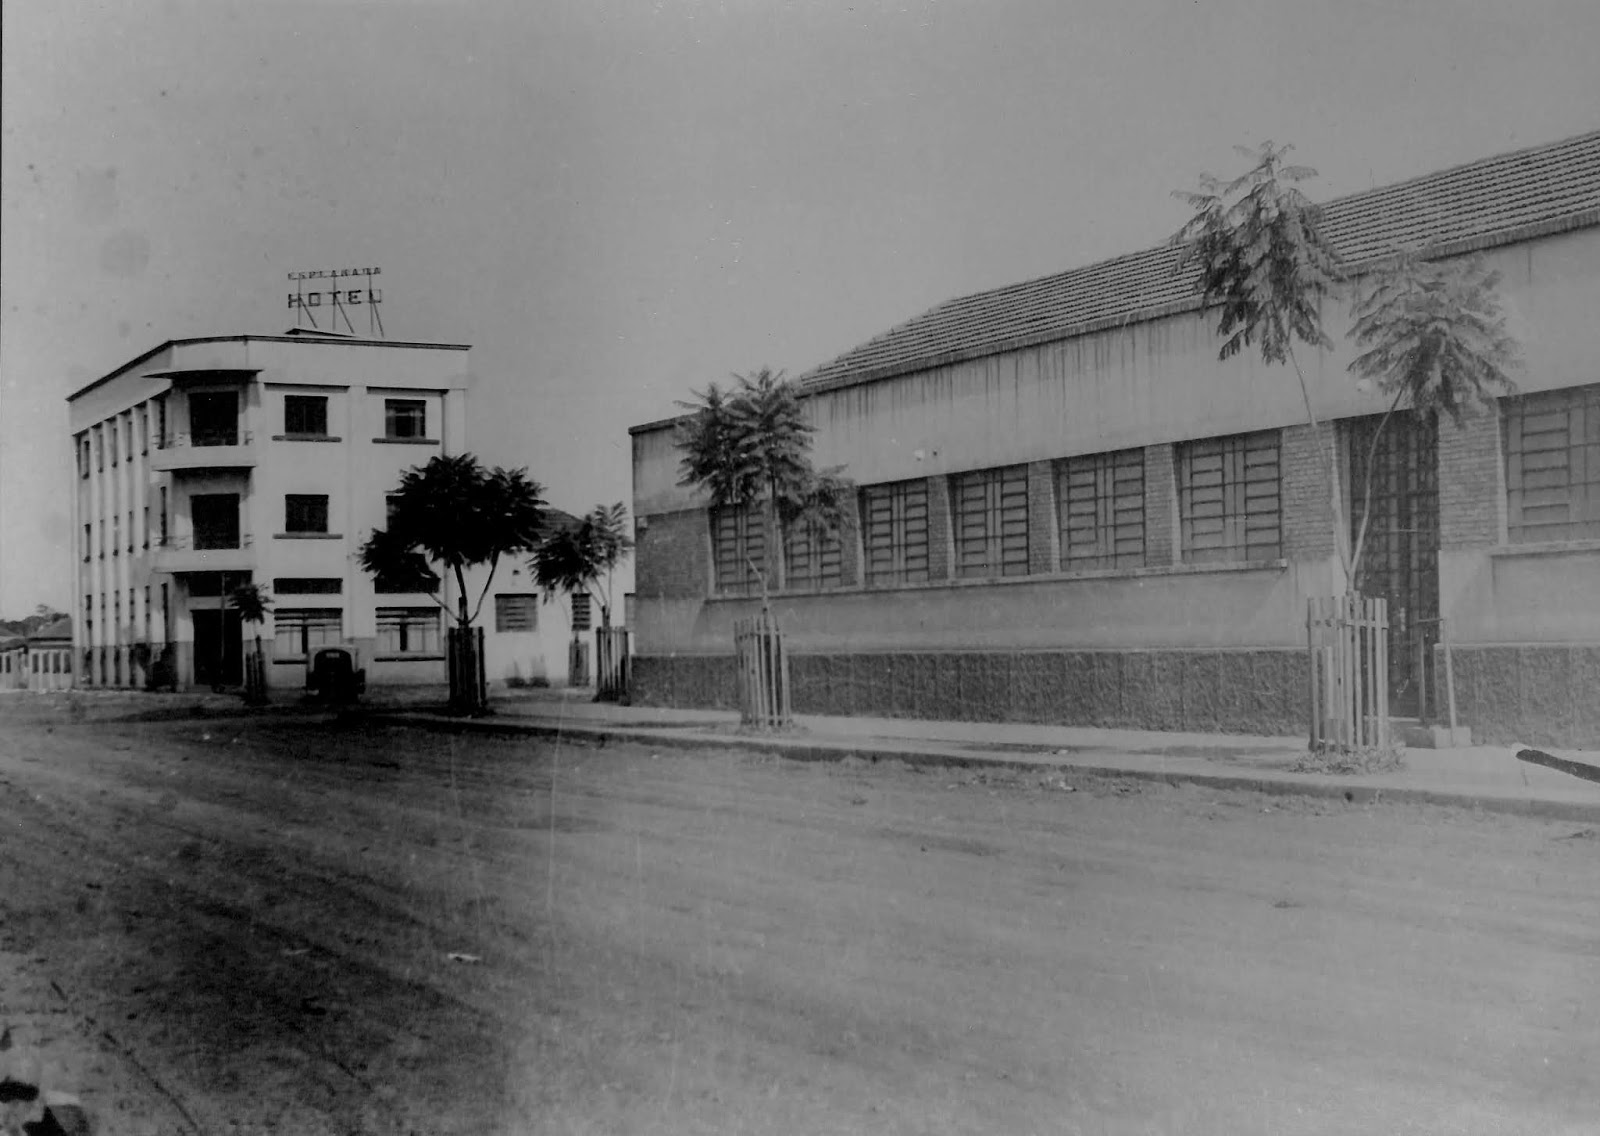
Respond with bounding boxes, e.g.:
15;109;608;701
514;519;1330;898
1346;410;1440;719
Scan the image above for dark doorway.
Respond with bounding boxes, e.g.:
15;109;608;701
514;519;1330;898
193;608;243;687
1347;411;1440;718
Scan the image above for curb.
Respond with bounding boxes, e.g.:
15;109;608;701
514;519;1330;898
374;712;1600;825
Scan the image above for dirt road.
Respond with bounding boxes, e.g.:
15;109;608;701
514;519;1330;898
0;705;1596;1134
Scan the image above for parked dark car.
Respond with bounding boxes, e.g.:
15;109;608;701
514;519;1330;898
307;646;366;703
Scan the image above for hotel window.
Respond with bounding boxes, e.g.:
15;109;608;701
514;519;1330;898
861;479;930;586
108;424;118;466
155;397;167;448
784;518;843;590
124;416;133;461
112;516;120;557
82;524;91;563
273;578;343;595
495;593;539;633
951;465;1030;578
710;505;766;595
1504;384;1600;542
138;407;148;455
98;520;105;559
273;609;343;662
1178;431;1282;564
79;437;90;479
191;493;242;550
284;395;330;438
143;506;150;549
127;510;134;553
285;494;330;534
570;591;592;632
159;487;169;544
377;607;442;656
384;399;427;439
1057;449;1145;570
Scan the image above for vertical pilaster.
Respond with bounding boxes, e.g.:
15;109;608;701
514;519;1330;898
1144;443;1178;566
1027;460;1058;574
927;474;953;581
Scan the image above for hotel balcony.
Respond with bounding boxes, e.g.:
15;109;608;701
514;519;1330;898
152;533;256;574
149;429;259;473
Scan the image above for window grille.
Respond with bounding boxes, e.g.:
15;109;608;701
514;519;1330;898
1058;449;1145;569
1504;384;1600;542
377;607;442;655
861;479;929;586
952;465;1030;578
1178;431;1281;563
711;506;766;595
570;591;592;631
784;518;842;590
273;609;343;661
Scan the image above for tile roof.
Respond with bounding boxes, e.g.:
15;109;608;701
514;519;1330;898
799;129;1600;394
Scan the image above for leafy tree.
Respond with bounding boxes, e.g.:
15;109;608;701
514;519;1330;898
360;454;548;629
675;368;850;603
1174;142;1350;576
1346;250;1521;579
229;582;272;627
531;502;634;628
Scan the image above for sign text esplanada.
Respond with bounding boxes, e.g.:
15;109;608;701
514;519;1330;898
287;266;385;336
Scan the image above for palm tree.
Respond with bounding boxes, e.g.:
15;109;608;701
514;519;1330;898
676;368;850;604
1173;142;1350;576
360;454;548;713
531;502;634;629
230;583;272;704
1346;250;1521;581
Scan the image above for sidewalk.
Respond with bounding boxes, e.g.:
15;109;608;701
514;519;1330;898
383;688;1600;823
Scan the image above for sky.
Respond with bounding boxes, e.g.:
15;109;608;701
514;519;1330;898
2;0;1598;617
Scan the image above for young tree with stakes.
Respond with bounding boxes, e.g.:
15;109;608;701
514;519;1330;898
359;454;547;712
230;582;272;704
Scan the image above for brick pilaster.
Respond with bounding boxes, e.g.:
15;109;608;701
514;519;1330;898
1143;443;1178;566
1438;405;1504;550
1280;422;1339;561
635;508;713;600
836;489;862;587
927;475;953;581
1027;460;1058;574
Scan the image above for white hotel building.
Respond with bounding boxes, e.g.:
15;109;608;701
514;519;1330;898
67;330;573;692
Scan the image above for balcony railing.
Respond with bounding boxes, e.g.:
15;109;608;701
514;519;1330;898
157;532;254;552
159;429;253;449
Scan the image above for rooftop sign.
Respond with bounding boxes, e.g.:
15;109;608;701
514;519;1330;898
287;267;384;336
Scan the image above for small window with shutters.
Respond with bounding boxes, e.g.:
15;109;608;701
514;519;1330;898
861;479;929;586
570;591;592;631
1057;449;1145;570
710;506;766;595
1503;384;1600;542
1178;431;1281;563
951;465;1030;578
495;593;538;633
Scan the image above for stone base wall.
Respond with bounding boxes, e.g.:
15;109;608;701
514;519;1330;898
1440;644;1600;747
633;648;1310;735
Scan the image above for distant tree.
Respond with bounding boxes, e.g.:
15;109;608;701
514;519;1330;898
1174;142;1349;577
675;368;850;604
531;502;634;628
1346;250;1521;579
360;454;547;712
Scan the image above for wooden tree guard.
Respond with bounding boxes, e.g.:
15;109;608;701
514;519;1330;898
595;626;632;702
734;611;790;728
1307;594;1390;752
447;626;488;713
